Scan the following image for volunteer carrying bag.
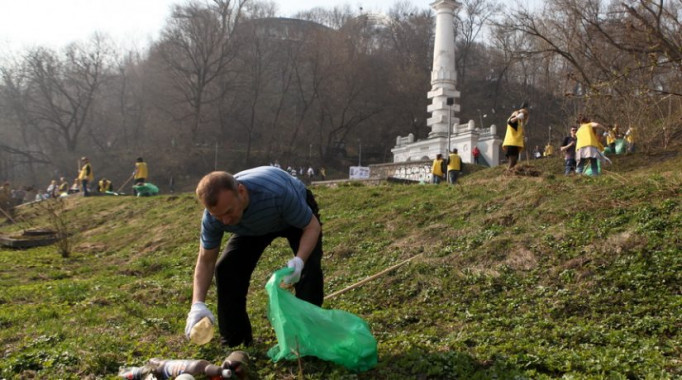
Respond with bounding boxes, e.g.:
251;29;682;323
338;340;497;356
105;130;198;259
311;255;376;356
265;267;378;372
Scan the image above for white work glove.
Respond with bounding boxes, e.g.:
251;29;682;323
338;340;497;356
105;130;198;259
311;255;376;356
284;257;304;285
184;302;215;338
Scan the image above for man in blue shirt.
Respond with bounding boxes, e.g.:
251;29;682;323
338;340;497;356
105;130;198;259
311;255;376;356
185;166;324;347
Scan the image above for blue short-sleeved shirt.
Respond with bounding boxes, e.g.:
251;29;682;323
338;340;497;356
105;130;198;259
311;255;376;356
200;166;312;249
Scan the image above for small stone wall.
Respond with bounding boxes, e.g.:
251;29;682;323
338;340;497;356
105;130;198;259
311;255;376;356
311;160;477;187
369;160;433;182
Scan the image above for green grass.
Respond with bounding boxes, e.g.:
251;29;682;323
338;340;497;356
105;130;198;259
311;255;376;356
1;151;681;379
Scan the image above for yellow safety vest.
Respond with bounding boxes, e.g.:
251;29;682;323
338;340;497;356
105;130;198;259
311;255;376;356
134;162;148;180
575;123;601;150
78;163;94;182
432;159;444;177
543;145;554;157
447;154;461;171
626;128;635;144
503;121;525;149
99;179;111;192
606;129;616;145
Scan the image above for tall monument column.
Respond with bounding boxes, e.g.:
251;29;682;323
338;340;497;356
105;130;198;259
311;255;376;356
426;0;461;138
391;0;501;168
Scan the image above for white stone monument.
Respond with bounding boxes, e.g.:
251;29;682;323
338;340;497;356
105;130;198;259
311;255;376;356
391;0;502;168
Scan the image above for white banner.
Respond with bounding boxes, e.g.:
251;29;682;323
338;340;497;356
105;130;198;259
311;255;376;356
349;166;370;179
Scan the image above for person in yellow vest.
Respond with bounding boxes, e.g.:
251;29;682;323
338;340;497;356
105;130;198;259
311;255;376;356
78;157;94;196
447;148;462;185
58;177;69;195
431;154;445;184
132;157;149;196
543;143;554;157
604;124;618;153
502;103;529;169
625;126;636;153
98;178;112;193
133;157;148;185
575;115;608;176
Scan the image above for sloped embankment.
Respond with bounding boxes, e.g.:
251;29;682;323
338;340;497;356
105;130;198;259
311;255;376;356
0;151;680;379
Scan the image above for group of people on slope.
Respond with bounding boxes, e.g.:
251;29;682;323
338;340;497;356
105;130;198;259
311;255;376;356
75;156;149;196
6;156;150;204
431;149;464;185
532;143;555;159
272;161;327;183
501;104;636;176
0;178;74;206
559;117;635;175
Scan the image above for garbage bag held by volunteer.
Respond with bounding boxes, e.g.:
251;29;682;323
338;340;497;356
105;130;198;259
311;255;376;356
265;267;377;372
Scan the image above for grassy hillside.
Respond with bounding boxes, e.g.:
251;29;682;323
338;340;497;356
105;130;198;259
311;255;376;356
1;151;681;379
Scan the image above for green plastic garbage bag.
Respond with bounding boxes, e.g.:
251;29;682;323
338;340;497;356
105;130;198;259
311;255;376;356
133;183;159;197
615;139;626;155
582;158;601;176
265;268;378;372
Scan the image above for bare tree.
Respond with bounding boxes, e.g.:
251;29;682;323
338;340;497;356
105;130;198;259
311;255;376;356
1;63;49;165
313;15;389;161
155;0;247;143
20;37;109;153
88;51;147;153
455;0;501;84
227;19;271;166
384;5;435;139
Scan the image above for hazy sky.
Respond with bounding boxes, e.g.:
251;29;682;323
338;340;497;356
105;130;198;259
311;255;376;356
0;0;541;54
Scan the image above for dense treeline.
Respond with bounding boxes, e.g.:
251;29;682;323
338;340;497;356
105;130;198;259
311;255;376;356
0;0;680;190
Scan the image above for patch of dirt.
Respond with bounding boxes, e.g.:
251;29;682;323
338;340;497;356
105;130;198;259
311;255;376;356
484;212;516;227
558;255;592;271
504;248;538;271
466;262;501;278
328;245;354;259
76;242;107;253
552;255;596;287
593;231;648;255
505;164;543;177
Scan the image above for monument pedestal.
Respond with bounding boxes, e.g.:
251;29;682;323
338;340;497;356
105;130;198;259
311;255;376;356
392;121;501;168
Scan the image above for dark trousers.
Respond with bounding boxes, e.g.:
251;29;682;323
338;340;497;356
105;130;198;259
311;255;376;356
81;180;90;196
448;170;460;184
505;146;520;168
214;191;324;347
564;158;576;175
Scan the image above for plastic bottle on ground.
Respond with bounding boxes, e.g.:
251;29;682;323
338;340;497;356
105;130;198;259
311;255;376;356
118;365;152;379
223;351;249;379
148;358;211;379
